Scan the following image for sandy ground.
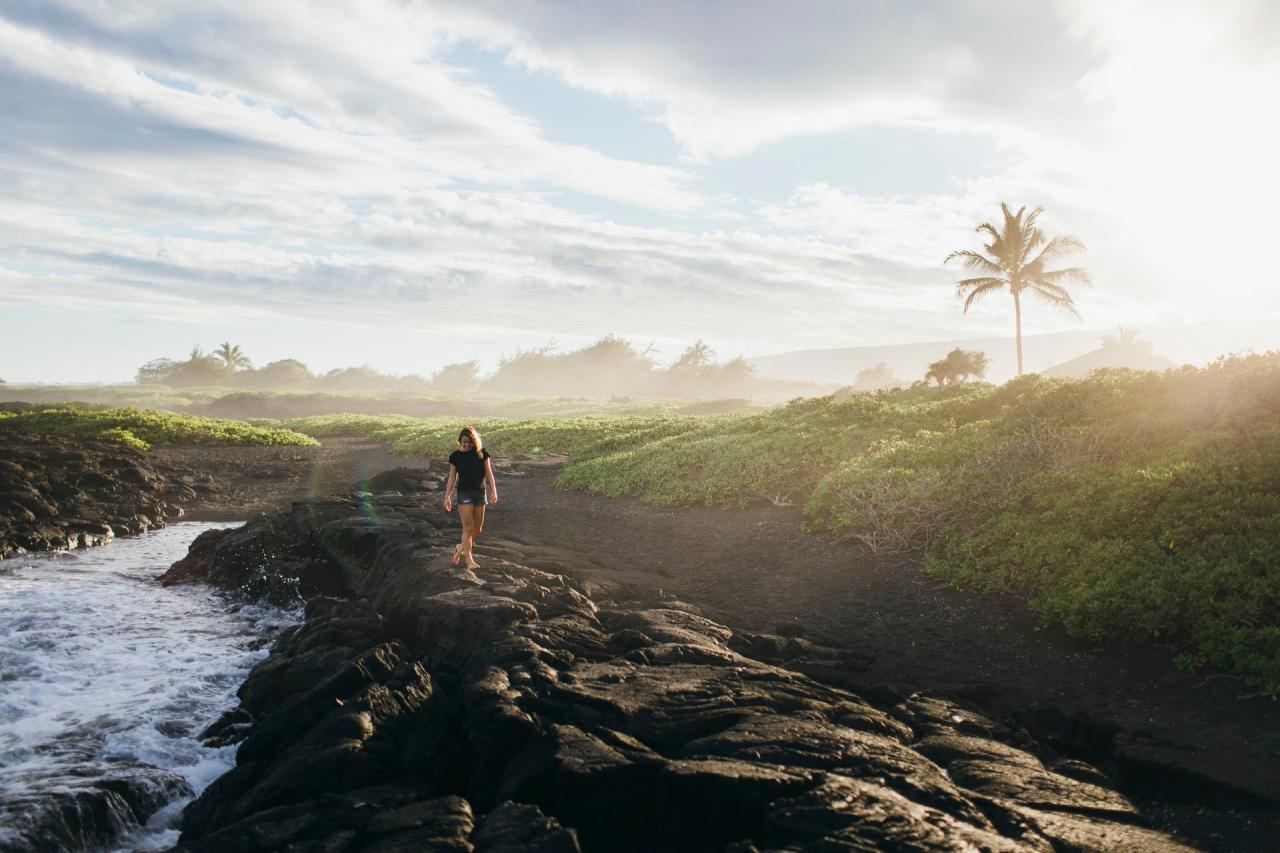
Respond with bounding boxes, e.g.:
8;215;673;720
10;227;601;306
154;437;1280;843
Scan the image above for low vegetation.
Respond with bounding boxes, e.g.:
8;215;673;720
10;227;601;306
0;384;767;421
283;355;1280;693
0;405;318;450
284;413;708;461
10;355;1277;692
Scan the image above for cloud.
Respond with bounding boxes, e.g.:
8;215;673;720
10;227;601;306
430;0;1106;160
0;6;705;211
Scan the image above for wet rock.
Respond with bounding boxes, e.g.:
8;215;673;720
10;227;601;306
171;791;475;853
362;466;446;494
0;433;191;559
471;801;579;852
0;768;192;853
766;775;1030;851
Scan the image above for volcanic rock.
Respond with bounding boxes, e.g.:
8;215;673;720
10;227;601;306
162;493;1200;852
0;433;194;559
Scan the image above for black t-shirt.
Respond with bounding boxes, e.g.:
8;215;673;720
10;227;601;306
449;448;491;492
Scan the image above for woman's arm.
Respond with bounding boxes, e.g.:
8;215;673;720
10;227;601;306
443;465;457;511
484;457;499;504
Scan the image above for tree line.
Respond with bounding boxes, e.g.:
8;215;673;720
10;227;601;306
138;339;995;396
135;336;761;397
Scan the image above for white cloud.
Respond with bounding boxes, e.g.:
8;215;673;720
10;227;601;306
429;0;1103;160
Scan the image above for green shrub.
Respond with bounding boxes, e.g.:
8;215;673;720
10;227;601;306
806;356;1280;693
0;405;319;449
259;356;1280;693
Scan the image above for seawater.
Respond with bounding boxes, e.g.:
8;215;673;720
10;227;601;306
0;523;298;851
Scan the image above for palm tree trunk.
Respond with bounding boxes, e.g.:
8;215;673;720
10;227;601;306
1013;289;1024;376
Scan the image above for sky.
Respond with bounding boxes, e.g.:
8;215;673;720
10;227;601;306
1;0;1278;383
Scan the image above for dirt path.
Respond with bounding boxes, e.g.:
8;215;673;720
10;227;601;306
487;465;1280;812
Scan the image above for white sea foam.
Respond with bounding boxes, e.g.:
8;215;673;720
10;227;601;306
0;523;298;851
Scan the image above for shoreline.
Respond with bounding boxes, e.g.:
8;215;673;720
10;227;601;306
160;488;1210;851
5;433;1278;849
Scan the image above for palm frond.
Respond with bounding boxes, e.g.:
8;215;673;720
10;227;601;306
1028;284;1081;318
976;222;1001;241
1026;280;1073;300
1000;203;1024;226
1027;234;1085;268
974;222;1012;261
957;277;1006;314
1036;266;1091;287
944;250;1004;275
1016;209;1046;265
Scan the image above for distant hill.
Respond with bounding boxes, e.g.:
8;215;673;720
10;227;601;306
747;330;1107;386
1042;343;1176;378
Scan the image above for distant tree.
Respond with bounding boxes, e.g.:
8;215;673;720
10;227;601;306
137;346;255;386
483;342;559;394
669;340;716;373
214;342;252;371
315;365;400;391
168;352;232;387
431;360;480;393
717;356;755;392
925;348;990;386
557;335;655;396
235;358;313;388
136;358;177;385
852;362;902;392
395;373;432;391
945;203;1089;376
480;336;663;397
1099;326;1153;352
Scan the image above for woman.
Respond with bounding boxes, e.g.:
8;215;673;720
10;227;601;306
443;426;498;569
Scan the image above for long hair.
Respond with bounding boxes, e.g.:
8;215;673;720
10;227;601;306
458;425;484;459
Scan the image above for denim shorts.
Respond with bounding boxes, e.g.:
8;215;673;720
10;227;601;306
456;488;487;506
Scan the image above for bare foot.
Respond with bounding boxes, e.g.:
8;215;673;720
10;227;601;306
465;557;480;570
451;544;463;566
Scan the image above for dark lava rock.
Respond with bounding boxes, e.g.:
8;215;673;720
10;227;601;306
0;767;192;853
0;432;193;559
362;465;447;494
162;493;1199;852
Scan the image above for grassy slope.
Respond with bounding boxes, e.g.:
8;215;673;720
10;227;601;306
0;405;318;449
1;384;765;419
282;354;1280;693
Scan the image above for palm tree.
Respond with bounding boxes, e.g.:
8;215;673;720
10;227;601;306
1099;326;1153;352
945;204;1089;376
214;342;252;371
670;339;716;372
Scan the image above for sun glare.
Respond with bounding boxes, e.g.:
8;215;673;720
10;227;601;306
1081;3;1280;312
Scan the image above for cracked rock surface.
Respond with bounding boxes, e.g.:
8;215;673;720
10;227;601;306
0;433;193;559
162;483;1200;852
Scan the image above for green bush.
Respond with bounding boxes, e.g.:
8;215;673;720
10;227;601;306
0;405;319;449
276;357;1280;693
807;356;1280;694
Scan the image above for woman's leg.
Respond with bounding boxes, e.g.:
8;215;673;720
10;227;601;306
459;503;484;569
456;504;475;565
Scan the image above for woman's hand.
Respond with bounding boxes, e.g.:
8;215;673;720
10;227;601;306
443;497;452;512
488;492;499;505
